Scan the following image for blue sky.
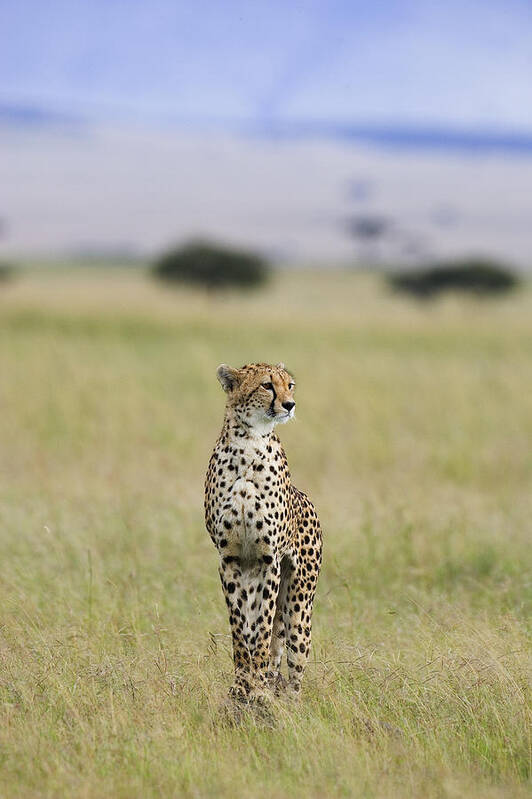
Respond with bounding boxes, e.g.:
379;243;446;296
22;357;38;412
1;0;532;135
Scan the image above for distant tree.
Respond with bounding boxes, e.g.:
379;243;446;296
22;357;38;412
0;263;14;284
348;215;390;240
0;217;14;283
152;240;270;291
346;214;392;265
388;258;520;299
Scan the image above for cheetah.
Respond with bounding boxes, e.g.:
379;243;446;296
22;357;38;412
204;362;322;701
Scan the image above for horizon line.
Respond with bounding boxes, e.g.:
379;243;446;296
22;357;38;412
2;101;532;156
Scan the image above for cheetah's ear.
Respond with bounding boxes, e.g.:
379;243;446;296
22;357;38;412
216;364;240;393
276;362;285;370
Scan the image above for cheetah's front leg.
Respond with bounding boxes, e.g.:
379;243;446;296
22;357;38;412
240;555;281;700
219;559;253;699
219;555;281;700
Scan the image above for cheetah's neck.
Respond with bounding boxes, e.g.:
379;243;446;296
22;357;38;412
221;409;276;442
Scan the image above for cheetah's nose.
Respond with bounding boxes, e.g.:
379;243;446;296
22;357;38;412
282;401;295;412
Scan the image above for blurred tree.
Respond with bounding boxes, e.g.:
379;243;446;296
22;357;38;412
388;258;519;299
0;263;14;283
0;215;15;284
152;240;270;291
346;214;392;265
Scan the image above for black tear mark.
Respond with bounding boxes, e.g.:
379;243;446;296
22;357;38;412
269;374;277;415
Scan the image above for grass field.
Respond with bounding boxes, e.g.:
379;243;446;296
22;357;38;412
0;267;531;798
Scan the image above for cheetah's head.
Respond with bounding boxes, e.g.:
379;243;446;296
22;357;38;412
216;362;296;432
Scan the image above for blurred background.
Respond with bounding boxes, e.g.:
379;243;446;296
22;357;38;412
1;0;532;269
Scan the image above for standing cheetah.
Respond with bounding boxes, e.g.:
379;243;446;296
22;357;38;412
204;362;322;700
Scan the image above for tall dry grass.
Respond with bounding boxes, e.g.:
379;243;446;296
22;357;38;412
0;268;530;797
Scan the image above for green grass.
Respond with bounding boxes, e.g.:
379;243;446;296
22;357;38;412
0;268;531;798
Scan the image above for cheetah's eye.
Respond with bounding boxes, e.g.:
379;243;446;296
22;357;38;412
288;382;295;390
262;382;274;391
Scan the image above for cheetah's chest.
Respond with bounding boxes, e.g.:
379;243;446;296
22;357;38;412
225;477;264;561
214;444;286;562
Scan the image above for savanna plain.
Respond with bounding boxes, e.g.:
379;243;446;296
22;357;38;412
0;267;531;799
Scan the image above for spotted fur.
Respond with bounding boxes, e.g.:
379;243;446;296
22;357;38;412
204;362;322;700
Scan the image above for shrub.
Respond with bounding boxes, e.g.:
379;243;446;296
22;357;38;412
388;258;520;299
152;240;270;291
